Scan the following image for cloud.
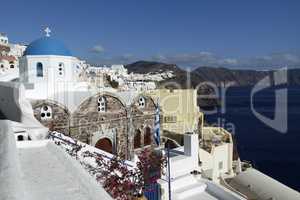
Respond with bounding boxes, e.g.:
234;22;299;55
87;50;300;70
89;54;137;66
150;52;239;69
223;58;238;65
150;52;300;69
90;45;105;54
241;53;300;69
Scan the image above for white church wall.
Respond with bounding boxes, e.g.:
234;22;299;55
21;55;81;99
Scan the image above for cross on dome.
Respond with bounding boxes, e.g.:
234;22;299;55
44;27;51;37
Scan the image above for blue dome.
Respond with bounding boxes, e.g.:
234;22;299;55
24;37;72;56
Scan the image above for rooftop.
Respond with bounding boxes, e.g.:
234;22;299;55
201;127;232;153
16;140;112;200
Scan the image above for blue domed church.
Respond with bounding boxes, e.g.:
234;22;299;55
18;29;158;160
19;30;82;99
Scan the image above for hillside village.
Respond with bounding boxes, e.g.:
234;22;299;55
1;31;300;200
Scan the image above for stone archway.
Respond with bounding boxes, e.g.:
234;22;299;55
95;138;113;153
144;127;152;146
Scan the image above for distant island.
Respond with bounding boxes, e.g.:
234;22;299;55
126;61;300;87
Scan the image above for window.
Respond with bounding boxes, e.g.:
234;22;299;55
40;105;52;120
58;63;65;76
138;96;146;108
10;65;14;68
164;116;177;123
98;96;107;112
144;127;152;146
17;135;24;141
36;62;43;77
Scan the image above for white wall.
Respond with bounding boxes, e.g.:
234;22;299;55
199;143;233;182
167;134;199;179
20;55;82;99
0;120;27;200
0;82;48;139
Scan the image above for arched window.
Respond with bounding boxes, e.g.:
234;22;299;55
144;127;152;146
36;62;43;77
98;96;107;112
58;63;65;76
134;130;141;149
138;96;146;108
40;105;52;120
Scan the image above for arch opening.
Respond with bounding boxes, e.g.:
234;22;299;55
134;129;141;149
95;138;113;154
144;127;152;146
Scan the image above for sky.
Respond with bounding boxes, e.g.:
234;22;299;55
1;0;300;69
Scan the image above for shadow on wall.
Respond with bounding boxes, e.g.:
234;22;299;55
162;130;184;146
0;82;22;122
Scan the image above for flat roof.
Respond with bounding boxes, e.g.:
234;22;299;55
17;140;112;200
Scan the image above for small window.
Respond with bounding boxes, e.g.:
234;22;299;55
164;116;177;123
138;96;146;108
98;96;107;113
40;105;52;120
58;63;65;76
36;62;43;77
17;135;24;141
10;65;14;68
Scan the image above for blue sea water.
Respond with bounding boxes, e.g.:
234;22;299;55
204;86;300;191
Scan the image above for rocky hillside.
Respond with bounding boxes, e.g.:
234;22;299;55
126;61;300;87
126;61;300;108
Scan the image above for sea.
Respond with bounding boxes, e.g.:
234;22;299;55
204;86;300;191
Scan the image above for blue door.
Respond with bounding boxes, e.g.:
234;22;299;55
144;183;160;200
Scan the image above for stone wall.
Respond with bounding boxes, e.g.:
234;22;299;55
31;100;70;135
31;94;158;160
